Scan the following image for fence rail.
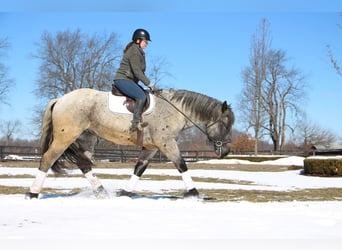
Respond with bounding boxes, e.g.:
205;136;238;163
1;145;327;162
0;145;217;162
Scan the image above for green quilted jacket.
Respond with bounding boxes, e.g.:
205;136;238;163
114;43;151;86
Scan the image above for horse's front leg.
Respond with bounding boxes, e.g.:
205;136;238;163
119;148;158;195
176;158;199;197
159;139;199;198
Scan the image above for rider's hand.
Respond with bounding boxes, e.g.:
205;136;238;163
148;83;155;92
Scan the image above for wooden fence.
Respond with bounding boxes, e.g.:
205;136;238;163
1;145;325;162
0;145;217;162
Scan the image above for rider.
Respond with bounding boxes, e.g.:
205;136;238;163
113;28;154;132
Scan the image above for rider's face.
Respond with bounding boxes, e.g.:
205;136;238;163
139;39;149;49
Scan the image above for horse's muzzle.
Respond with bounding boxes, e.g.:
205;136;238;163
214;142;231;159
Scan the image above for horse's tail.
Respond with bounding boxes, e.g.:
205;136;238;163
40;98;94;175
39;98;66;174
40;99;58;155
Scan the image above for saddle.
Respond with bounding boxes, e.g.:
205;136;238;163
111;84;151;113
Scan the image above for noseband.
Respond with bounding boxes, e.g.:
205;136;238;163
206;116;232;153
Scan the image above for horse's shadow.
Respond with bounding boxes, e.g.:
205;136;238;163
40;192;81;199
40;191;182;200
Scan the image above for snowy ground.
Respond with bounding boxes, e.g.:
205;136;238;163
1;156;342;249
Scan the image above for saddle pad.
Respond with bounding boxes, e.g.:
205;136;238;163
108;92;155;115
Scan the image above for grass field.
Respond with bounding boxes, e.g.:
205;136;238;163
1;160;342;202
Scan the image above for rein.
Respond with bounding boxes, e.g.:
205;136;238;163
155;92;230;150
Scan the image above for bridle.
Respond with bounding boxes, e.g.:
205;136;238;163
156;92;231;153
206;116;232;156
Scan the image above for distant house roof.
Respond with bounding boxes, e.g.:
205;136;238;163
311;144;342;150
310;144;342;156
310;145;327;150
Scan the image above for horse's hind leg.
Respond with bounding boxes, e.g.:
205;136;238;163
27;128;84;198
118;148;157;195
25;146;67;199
76;130;109;199
79;161;109;199
28;141;74;197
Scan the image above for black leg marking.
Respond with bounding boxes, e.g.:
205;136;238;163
133;160;149;177
176;158;188;173
133;148;157;177
79;164;93;174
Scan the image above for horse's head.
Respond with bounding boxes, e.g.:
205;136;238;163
206;101;234;158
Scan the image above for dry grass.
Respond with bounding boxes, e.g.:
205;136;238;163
1;160;290;171
198;188;342;202
0;185;83;196
3;160;341;202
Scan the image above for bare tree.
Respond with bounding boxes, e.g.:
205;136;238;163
147;56;173;89
0;37;14;106
263;49;306;151
33;29;122;101
238;18;271;155
239;19;307;153
295;119;336;154
326;13;342;77
0;120;22;145
31;29;122;129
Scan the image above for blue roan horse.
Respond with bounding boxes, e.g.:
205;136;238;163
26;88;234;199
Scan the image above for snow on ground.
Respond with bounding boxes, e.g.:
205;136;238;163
1;156;342;249
2;167;342;192
196;155;337;166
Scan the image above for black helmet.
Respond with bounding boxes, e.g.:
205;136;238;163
132;28;151;41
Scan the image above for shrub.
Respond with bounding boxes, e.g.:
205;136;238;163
304;158;342;177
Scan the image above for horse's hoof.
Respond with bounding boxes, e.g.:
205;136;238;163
115;189;136;197
183;188;199;198
25;192;39;199
93;185;109;199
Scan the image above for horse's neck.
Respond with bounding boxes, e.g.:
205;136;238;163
162;90;217;124
170;100;208;127
182;106;205;125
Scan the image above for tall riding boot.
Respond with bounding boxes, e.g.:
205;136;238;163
130;99;148;132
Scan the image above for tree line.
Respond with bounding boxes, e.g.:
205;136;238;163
238;18;341;154
0;16;341;154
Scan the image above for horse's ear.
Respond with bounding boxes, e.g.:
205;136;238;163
222;101;228;113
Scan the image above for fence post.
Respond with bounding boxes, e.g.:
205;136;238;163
120;149;124;163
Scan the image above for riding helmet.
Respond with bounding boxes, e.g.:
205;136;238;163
132;28;151;41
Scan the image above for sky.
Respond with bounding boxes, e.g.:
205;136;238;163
0;0;342;141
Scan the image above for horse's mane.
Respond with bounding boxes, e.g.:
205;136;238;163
169;89;224;121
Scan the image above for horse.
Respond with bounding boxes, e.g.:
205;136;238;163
25;88;234;199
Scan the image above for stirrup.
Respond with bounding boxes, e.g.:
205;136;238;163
130;121;148;132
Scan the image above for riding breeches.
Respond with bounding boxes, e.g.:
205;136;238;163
113;79;147;103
